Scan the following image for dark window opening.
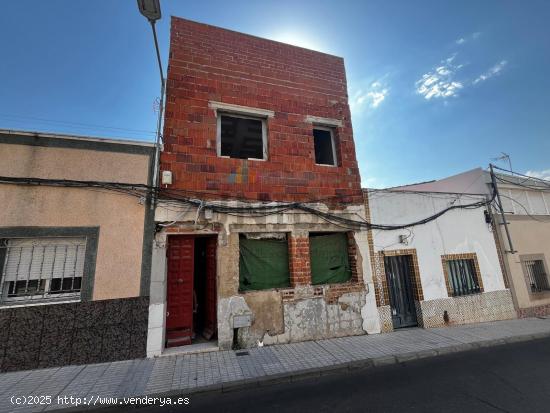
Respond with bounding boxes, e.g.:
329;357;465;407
313;128;336;166
50;277;82;294
6;279;46;297
446;259;481;296
220;115;264;159
239;234;290;291
310;232;351;285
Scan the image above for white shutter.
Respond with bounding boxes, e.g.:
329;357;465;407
529;191;549;215
3;238;86;282
545;193;550;214
511;189;530;214
499;189;515;214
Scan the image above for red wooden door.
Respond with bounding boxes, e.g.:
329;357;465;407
166;236;194;347
202;237;217;340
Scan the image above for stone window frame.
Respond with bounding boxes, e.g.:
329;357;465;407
312;126;338;167
441;253;484;298
306;116;343;168
0;227;99;305
519;253;550;299
209;101;274;162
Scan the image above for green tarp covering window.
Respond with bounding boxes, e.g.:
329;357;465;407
239;237;290;291
310;233;352;285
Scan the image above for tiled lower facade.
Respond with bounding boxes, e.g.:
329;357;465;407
378;290;516;332
517;303;550;318
377;305;393;333
418;290;516;328
0;297;148;372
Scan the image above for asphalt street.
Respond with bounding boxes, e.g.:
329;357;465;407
107;337;550;413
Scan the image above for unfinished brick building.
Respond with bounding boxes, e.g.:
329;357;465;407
147;17;381;355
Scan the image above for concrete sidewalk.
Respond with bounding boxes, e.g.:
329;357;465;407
2;317;550;412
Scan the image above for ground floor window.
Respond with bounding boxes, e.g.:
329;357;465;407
239;234;290;291
521;256;550;293
443;256;482;297
0;237;86;304
309;233;352;285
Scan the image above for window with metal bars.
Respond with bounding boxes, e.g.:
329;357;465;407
523;259;550;293
0;238;86;304
445;258;482;297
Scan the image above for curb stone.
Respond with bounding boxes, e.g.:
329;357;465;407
395;351;419;363
372;356;397;367
221;378;259;393
348;359;374;371
7;325;550;412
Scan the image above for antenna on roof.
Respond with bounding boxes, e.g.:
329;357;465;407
491;152;512;173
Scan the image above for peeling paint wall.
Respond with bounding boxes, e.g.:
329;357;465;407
148;201;381;355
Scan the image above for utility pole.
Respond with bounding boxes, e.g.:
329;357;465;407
489;163;516;254
137;0;164;210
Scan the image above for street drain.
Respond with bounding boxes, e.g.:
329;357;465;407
236;351;250;356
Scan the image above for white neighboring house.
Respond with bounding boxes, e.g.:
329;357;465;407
365;183;516;332
389;166;550;319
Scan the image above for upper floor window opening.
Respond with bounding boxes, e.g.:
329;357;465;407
313;126;337;166
217;113;267;160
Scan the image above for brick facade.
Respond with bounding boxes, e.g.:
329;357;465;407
288;234;312;286
161;17;362;203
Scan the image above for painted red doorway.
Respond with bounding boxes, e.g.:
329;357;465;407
166;235;217;348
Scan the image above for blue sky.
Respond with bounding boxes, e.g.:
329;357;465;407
1;1;549;187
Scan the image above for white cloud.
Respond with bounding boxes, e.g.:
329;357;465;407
362;176;385;189
415;54;464;100
367;90;387;108
473;60;508;84
455;31;482;45
526;169;550;181
350;80;389;113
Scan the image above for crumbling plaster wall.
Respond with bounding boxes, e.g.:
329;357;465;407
150;202;380;353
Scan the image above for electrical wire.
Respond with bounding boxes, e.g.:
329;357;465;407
492;165;550;190
0;113;157;136
493;195;550;223
0;175;496;232
495;175;550;192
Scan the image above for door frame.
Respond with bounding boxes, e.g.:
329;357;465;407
165;235;195;347
163;232;219;349
379;249;424;329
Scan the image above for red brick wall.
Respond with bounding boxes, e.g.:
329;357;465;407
288;235;311;286
161;17;362;203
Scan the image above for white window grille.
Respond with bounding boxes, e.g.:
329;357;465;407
0;237;86;304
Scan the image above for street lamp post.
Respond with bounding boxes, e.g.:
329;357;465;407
137;0;164;209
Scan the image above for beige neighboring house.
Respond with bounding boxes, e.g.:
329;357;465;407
396;167;550;318
0;129;155;372
490;172;550;317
